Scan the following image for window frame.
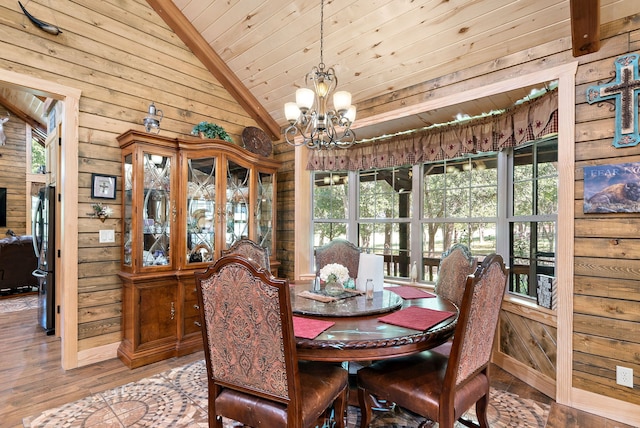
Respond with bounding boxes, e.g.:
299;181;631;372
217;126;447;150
311;138;558;305
506;137;558;301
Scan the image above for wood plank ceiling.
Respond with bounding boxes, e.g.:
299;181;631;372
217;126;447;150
3;1;636;143
165;0;636;141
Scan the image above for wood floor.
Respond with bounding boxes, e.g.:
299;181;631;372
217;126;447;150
0;302;635;428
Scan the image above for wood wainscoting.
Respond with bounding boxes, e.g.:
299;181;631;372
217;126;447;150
494;298;557;399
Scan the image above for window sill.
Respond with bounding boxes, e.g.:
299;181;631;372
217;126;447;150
501;294;557;327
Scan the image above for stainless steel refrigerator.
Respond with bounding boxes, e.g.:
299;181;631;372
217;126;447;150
32;185;55;335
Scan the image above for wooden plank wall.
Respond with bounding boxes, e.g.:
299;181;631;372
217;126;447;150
0;0;260;353
0;105;27;235
273;141;295;279
274;13;640;408
573;16;640;405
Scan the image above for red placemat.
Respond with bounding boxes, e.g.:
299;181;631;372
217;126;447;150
292;316;335;339
378;306;455;331
384;286;436;299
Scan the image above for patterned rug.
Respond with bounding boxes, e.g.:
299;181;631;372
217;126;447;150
23;359;550;427
0;293;38;314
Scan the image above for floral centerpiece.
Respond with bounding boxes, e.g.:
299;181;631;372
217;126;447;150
319;263;350;295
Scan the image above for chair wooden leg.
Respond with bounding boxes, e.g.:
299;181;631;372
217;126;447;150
475;393;489;428
213;414;223;428
357;386;373;427
333;388;348;428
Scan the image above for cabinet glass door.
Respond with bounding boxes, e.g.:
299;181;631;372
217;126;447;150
142;152;172;267
225;160;250;248
123;154;133;267
186;157;216;264
256;171;274;256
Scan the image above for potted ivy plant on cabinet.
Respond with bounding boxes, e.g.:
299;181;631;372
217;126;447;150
191;121;233;142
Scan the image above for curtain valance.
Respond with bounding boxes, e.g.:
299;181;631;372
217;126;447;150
306;89;558;171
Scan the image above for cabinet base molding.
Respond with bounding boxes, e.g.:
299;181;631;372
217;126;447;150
117;337;203;369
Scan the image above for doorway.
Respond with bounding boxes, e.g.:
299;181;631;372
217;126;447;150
0;69;80;370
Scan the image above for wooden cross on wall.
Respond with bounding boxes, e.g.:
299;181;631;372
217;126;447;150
586;54;640;148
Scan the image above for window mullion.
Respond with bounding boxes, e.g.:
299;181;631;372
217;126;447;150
348;170;358;243
497;150;510;256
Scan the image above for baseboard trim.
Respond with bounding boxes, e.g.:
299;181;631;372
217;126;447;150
493;350;556;399
77;342;119;367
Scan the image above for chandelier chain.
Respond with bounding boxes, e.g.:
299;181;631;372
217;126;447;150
319;0;324;67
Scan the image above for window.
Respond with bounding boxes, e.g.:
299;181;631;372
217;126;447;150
313;172;349;246
422;155;498;280
358;167;412;277
31;137;46;173
311;137;558;305
508;138;558;299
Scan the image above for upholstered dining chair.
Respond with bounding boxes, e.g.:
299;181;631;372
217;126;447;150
357;254;508;428
315;238;361;280
434;243;476;308
195;255;348;428
221;237;270;271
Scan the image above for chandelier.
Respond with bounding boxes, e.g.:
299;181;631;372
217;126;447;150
284;0;356;150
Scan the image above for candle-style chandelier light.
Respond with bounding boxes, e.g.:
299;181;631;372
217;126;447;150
283;0;356;150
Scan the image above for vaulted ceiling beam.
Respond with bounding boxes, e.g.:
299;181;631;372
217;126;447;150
570;0;600;57
146;0;281;141
0;94;46;135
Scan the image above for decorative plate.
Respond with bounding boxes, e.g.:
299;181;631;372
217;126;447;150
242;126;272;157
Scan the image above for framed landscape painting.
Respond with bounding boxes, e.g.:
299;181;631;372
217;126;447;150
583;162;640;213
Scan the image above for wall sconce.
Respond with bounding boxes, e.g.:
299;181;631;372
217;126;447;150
89;203;112;223
143;102;163;133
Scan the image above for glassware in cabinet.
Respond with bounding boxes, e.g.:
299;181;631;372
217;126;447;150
141;151;173;268
225;159;250;248
186;156;216;265
256;170;274;256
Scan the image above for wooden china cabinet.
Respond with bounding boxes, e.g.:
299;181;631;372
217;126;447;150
117;129;280;368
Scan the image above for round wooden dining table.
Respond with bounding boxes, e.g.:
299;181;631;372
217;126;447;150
291;282;459;362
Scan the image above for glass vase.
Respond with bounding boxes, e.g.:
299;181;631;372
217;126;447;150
324;280;344;296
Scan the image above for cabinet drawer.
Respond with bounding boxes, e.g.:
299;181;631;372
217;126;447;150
185;285;198;303
184;301;201;318
184;315;202;335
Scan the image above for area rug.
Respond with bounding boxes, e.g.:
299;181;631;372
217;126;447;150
0;293;38;314
23;359;549;427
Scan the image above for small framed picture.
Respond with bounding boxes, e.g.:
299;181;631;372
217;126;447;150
91;174;116;199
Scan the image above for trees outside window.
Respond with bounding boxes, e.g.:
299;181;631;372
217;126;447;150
508;138;558;298
313;172;348;246
310;136;558;304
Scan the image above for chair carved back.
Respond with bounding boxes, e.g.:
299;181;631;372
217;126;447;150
221;238;270;271
434;243;476;308
445;253;508;388
196;256;297;403
314;239;361;279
